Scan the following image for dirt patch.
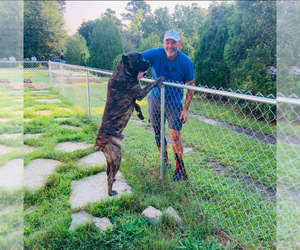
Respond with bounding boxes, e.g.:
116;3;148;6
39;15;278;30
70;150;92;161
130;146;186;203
190;113;276;145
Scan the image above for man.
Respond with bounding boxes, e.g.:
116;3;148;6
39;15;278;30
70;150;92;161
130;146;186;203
141;29;195;181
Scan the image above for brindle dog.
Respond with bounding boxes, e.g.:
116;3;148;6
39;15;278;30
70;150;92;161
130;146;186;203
93;52;164;196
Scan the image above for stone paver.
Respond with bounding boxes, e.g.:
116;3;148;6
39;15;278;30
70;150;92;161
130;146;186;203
92;217;113;231
0;118;11;123
141;206;163;223
54;117;71;122
0;144;15;155
13;110;23;116
77;152;106;169
70;171;132;209
165;206;182;222
61;125;82;131
24;133;42;139
31;90;49;93
35;99;62;103
24;158;61;190
24;145;36;154
0;133;22;139
69;211;92;231
58;108;73;113
34;110;53;116
0;159;23;190
24;118;32;123
55;142;93;153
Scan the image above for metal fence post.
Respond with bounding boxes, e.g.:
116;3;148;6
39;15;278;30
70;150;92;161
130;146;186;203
160;83;166;179
86;69;91;117
49;60;52;87
60;64;64;96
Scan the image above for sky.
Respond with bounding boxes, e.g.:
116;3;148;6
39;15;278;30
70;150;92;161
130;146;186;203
64;1;212;35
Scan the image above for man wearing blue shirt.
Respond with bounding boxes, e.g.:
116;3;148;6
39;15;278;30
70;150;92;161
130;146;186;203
141;29;195;181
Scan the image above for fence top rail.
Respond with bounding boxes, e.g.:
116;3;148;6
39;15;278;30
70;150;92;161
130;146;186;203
49;61;300;106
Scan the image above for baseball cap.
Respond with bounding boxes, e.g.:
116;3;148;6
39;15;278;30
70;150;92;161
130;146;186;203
163;29;181;42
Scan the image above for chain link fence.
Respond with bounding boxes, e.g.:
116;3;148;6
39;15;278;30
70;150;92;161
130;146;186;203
1;61;298;248
47;61;300;248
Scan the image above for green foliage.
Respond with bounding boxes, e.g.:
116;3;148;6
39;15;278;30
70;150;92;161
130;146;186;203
223;1;276;96
64;34;89;66
78;20;99;47
194;3;234;89
277;1;300;97
88;17;123;70
0;1;23;59
24;1;67;60
138;33;162;52
111;53;123;71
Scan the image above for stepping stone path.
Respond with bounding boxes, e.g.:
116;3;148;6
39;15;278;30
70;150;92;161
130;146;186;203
35;99;62;103
0;158;23;190
24;145;36;154
61;125;82;131
34;110;53;116
24;118;32;123
70;171;132;209
55;142;93;153
24;158;61;190
77;152;106;169
141;206;182;224
24;133;42;139
69;211;113;232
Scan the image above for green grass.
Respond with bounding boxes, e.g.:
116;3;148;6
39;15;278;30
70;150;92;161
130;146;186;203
22;87;238;249
0;70;280;248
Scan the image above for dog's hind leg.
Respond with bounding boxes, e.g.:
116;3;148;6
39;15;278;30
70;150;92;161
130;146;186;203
102;141;122;196
135;103;144;120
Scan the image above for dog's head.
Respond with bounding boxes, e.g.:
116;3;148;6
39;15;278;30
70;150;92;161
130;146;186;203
122;52;150;80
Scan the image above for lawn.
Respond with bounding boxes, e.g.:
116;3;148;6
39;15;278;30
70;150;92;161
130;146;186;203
21;87;238;249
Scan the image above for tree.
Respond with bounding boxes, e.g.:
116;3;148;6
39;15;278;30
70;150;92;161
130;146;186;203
64;34;89;66
138;33;162;52
193;2;234;89
24;1;67;60
104;8;122;27
88;17;123;69
121;0;151;22
0;1;23;59
173;3;206;45
224;1;276;96
78;20;99;47
122;0;152;47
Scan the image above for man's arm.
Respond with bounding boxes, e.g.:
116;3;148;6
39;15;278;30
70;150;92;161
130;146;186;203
180;79;195;124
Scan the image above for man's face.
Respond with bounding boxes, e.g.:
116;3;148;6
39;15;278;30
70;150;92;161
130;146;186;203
163;39;182;59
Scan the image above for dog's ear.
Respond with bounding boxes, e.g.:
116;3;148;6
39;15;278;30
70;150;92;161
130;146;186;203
122;54;127;63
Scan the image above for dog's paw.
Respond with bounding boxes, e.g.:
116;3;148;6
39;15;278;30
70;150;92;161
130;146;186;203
93;144;101;151
109;190;118;196
137;111;144;120
153;76;165;87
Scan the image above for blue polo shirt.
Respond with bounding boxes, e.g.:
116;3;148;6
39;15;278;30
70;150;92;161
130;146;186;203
141;47;195;104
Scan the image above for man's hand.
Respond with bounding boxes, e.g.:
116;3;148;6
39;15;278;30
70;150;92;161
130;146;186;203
180;108;189;124
181;79;195;124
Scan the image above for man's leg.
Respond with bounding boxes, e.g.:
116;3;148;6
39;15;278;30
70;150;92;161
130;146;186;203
148;96;169;165
170;129;187;181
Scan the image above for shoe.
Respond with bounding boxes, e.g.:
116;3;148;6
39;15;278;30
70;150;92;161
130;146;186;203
172;169;182;182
